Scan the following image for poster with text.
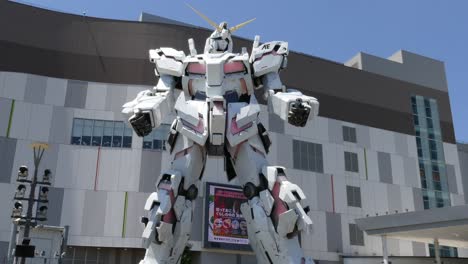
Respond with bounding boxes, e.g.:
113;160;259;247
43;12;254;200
205;182;251;250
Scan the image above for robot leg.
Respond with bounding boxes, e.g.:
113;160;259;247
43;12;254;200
229;136;314;264
140;135;205;264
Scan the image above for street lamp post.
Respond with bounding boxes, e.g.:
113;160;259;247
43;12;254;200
8;143;51;264
19;143;48;264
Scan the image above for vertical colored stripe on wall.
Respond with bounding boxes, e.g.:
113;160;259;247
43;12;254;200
122;192;128;237
94;146;101;191
331;174;335;213
6;99;15;138
364;148;369;181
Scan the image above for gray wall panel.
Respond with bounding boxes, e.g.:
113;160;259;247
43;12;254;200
403;157;419;188
268;113;284;134
459;150;468;204
394;133;409;157
24;74;46;104
0;137;17;183
317;174;333;212
326;212;343;253
45;187;64;226
81;190;107;237
275;133;293;168
105;84;127;114
378;152;393;184
356;125;371;149
412;241;427;256
387;184;402;212
45;77;67;106
0;241;8;264
0;97;12;137
327;119;342;144
191;197;203;241
445;164;458;194
124;192;147;238
412;188;424;211
49;106;73;144
139;151;162;193
65;80;87;108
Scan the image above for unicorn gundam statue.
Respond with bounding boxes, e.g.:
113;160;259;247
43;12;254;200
122;5;319;264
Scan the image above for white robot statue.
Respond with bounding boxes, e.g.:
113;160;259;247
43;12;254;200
122;6;319;264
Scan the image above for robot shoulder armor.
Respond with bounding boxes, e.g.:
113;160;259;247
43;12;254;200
251;41;289;60
251;41;289;77
149;48;186;77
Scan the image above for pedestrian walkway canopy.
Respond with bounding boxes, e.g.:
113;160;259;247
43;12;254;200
355;204;468;264
356;204;468;248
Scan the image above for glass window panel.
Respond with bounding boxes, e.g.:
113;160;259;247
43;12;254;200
71;119;83;145
413;115;419;126
123;125;133;148
81;120;93;146
344;152;350;171
346;186;353;207
300;142;308;171
427;118;433;128
293;140;300;169
307;142;316;172
102;121;113;147
425;107;432;117
153;140;165;150
92;120;104;146
112;122;124;147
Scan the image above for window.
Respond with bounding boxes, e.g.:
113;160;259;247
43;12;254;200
292;140;323;173
349;224;364;246
346;186;361;208
342;126;357;143
429;244;458;258
71;118;132;148
143;124;171;151
344;151;359;172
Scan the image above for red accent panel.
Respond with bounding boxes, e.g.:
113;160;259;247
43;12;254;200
94;146;101;191
271;181;288;228
230;117;253;135
224;61;245;74
162;189;177;224
187;62;206;74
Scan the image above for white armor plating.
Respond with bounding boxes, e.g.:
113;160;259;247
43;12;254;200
122;6;319;264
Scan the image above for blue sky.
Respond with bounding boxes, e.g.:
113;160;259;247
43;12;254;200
14;0;468;142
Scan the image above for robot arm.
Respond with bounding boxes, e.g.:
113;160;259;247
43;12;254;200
250;36;319;127
122;48;185;137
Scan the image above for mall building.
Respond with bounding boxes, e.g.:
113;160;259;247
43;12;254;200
0;1;467;263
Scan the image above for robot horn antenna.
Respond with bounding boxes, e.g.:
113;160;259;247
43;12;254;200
185;3;222;32
229;18;256;33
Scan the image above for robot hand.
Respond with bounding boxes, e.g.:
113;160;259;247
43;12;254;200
129;111;153;137
268;90;319;127
288;98;312;127
122;90;171;137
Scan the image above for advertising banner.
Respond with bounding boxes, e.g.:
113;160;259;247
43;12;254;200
204;182;251;251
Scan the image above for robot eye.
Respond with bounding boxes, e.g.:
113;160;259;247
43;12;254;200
224;61;245;74
187;63;206;74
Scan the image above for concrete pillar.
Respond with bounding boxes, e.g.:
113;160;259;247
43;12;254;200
434;238;441;264
382;235;389;264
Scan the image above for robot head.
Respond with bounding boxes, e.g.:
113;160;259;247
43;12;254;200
186;4;255;54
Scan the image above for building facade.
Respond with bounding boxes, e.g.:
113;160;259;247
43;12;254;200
0;1;466;263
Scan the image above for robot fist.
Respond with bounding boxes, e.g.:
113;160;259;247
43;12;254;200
288;98;311;127
129;111;153;137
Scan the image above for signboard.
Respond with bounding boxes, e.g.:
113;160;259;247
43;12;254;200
204;182;251;251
